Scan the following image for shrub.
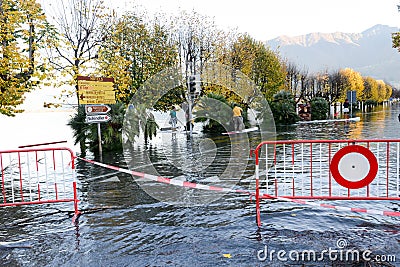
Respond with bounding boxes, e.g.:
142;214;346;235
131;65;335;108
269;90;299;125
310;97;329;120
69;102;128;153
193;93;248;133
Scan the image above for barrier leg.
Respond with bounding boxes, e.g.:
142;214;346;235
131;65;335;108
254;150;262;227
72;181;81;224
256;177;261;227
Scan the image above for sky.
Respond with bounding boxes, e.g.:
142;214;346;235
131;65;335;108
115;0;400;40
21;0;400;112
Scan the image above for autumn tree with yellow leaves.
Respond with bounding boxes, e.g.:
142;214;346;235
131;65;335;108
363;76;379;101
0;0;51;116
95;12;178;108
229;34;285;102
376;80;392;103
339;68;364;101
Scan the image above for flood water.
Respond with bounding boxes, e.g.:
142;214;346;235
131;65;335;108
1;104;400;266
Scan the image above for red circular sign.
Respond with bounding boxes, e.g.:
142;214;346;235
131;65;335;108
330;145;378;189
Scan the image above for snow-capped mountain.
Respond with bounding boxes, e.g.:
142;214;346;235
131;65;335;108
266;24;400;86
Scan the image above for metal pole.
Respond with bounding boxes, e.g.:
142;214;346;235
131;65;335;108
187;70;193;137
97;123;102;154
189;95;193;136
350;92;353;118
18;141;67;148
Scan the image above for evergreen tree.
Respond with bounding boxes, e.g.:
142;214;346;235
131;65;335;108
310;97;329;120
269;90;299;125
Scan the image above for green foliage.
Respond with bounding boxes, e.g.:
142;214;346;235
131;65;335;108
153;87;186;112
269;90;299;125
68;102;126;153
56;3;395;152
310;97;329;120
144;113;159;143
194;93;232;132
253;46;286;101
192;93;249;132
100;102;125;151
124;104;145;145
123;103;161;146
393;32;400;53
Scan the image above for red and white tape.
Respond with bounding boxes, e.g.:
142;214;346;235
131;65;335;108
77;157;252;195
77;157;400;217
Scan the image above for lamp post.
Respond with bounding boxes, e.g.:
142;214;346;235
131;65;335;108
186;74;201;136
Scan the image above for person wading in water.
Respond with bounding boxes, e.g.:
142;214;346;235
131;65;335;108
232;104;243;131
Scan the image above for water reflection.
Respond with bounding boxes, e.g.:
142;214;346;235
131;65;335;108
123;129;256;207
1;104;400;266
285;104;399;141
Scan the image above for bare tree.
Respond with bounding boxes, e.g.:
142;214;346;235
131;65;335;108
314;71;329;99
305;75;317;100
284;61;300;97
293;68;309;103
44;0;112;99
171;10;227;77
328;70;346;115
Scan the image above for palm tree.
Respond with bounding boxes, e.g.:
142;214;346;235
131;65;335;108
194;93;248;133
68;102;127;153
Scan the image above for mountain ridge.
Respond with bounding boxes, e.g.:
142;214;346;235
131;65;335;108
274;31;362;47
266;24;400;86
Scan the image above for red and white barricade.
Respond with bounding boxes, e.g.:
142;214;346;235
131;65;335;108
0;147;80;220
253;139;400;227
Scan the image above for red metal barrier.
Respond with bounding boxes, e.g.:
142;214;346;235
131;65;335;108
0;147;80;220
253;139;400;227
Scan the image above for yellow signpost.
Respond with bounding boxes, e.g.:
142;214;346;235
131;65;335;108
77;76;116;104
77;76;115;155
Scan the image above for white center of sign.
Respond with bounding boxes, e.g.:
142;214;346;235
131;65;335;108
337;152;370;182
